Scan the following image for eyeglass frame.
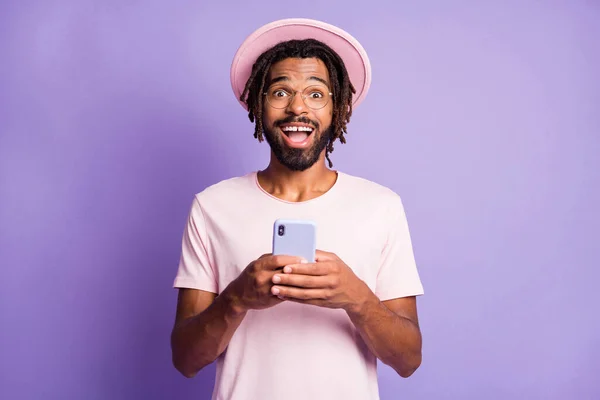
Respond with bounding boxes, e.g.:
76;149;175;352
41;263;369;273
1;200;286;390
262;85;334;110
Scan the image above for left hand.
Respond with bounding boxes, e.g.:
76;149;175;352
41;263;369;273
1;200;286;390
270;250;374;313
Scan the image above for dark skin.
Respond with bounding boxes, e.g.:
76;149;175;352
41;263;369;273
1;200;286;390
171;57;422;379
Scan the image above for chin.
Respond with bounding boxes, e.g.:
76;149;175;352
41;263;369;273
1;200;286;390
263;124;333;171
274;149;319;171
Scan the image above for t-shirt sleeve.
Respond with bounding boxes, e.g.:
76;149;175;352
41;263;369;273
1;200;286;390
172;196;218;293
375;194;424;301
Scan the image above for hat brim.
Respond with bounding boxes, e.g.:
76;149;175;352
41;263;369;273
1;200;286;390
230;18;372;111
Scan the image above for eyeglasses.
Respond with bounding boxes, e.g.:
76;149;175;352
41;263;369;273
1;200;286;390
263;85;333;110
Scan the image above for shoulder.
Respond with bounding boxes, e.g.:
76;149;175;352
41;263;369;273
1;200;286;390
193;173;255;202
185;173;257;215
337;171;403;206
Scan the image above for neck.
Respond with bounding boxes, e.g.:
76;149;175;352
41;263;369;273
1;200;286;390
257;152;338;202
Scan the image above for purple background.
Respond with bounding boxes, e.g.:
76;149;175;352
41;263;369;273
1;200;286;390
1;1;599;399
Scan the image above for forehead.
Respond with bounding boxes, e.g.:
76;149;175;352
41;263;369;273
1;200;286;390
267;57;330;86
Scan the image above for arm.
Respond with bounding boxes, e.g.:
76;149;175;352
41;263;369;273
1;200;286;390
346;295;421;377
345;195;423;376
171;254;305;378
270;251;422;377
170;288;245;378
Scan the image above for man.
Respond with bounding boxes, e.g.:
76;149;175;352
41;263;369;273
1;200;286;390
171;18;424;400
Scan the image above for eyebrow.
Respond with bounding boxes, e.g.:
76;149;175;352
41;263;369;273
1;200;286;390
268;75;330;87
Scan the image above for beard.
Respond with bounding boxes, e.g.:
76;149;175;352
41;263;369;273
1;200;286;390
263;116;333;172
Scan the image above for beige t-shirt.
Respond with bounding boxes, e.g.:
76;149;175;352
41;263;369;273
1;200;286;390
174;171;424;400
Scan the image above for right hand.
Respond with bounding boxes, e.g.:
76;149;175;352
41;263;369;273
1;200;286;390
224;254;305;313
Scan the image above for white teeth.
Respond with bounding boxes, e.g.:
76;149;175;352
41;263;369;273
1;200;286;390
282;126;313;132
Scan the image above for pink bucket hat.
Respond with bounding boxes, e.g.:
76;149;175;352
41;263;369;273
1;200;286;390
230;18;372;111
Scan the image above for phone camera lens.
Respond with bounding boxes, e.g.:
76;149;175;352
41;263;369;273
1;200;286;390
278;225;285;236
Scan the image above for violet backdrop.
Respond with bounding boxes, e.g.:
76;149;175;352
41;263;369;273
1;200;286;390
1;1;599;399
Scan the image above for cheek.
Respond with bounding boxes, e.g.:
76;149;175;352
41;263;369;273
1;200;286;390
317;107;333;128
262;106;276;127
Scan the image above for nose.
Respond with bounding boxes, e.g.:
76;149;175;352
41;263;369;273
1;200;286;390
286;91;307;115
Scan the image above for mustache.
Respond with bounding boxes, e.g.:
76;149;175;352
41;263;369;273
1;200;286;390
275;116;319;129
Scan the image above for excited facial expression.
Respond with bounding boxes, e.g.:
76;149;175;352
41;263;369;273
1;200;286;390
262;57;334;171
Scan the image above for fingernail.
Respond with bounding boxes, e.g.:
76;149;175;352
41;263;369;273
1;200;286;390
278;295;285;300
272;275;281;283
283;266;292;274
300;259;308;264
272;286;280;295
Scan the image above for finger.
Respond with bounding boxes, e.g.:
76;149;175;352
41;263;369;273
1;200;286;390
282;262;332;276
272;273;331;288
271;285;329;300
315;250;337;262
259;255;306;270
279;297;325;307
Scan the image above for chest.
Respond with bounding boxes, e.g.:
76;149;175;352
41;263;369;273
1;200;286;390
205;202;388;293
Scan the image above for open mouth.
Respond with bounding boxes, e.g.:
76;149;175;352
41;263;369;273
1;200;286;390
280;125;314;145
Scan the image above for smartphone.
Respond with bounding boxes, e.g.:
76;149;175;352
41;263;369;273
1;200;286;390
272;219;317;263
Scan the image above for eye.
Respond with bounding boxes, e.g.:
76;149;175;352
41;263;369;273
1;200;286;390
272;89;290;98
308;91;324;99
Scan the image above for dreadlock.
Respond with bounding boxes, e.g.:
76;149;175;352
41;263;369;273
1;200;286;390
239;39;356;168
